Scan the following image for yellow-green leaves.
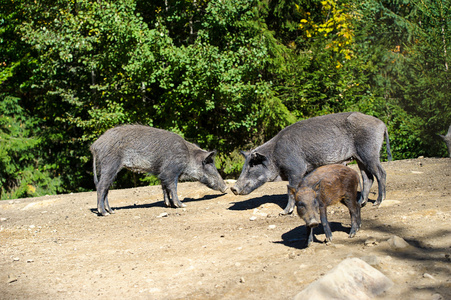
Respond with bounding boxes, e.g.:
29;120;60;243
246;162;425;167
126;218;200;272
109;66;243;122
297;0;357;61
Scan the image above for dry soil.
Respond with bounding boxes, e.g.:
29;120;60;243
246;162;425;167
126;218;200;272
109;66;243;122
1;158;450;299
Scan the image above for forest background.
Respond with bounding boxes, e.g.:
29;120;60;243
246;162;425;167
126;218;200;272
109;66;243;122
1;0;450;199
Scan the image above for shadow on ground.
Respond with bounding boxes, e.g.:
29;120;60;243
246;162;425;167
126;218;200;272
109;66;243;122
277;222;352;249
89;193;226;214
228;194;287;211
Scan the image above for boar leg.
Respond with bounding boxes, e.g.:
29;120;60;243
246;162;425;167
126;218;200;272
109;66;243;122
96;188;108;216
319;206;333;242
104;195;115;215
356;161;373;206
159;167;186;208
306;226;314;247
161;183;185;208
344;197;361;238
160;177;186;208
357;159;387;206
96;163;121;216
281;171;306;215
369;162;386;206
162;186;172;207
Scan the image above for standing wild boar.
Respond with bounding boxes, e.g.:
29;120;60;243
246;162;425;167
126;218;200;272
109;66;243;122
90;124;227;216
231;112;391;214
439;125;451;157
287;164;361;247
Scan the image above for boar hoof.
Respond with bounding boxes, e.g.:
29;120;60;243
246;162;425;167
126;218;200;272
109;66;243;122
279;207;294;216
358;199;367;207
373;200;382;207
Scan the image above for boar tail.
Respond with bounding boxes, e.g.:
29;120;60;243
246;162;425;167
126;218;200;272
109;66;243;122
385;127;392;161
93;155;99;186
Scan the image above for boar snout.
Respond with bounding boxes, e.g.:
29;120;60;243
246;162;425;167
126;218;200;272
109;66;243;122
220;184;228;193
230;186;240;195
306;218;320;228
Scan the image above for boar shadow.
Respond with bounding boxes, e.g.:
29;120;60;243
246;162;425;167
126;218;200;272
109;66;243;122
228;194;287;211
89;193;225;214
276;222;350;249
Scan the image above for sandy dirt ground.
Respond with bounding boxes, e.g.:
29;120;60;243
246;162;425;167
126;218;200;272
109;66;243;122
1;157;450;300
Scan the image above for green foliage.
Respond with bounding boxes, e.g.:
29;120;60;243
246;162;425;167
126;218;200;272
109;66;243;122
352;0;451;159
215;150;246;179
1;0;450;199
0;96;61;199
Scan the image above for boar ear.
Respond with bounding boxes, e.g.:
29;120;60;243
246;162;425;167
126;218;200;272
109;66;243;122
203;151;216;165
250;152;267;165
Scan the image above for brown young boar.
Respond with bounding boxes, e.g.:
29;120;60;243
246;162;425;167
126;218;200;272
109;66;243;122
288;164;361;247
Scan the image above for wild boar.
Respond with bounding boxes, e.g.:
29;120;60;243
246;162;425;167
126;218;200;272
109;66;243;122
231;112;391;214
90;124;227;216
287;164;361;247
439;125;451;157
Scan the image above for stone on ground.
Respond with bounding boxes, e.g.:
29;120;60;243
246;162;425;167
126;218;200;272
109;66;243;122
293;257;393;300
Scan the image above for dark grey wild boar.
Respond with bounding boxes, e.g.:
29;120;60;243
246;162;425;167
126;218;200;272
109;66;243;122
231;112;391;214
90;124;227;216
287;164;361;247
438;125;451;157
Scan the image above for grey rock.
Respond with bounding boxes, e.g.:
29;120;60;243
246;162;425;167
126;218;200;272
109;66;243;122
432;293;443;300
387;235;410;249
293;258;393;300
360;255;380;267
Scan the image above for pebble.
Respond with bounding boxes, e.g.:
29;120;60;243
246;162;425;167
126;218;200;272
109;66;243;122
249;216;257;221
423;273;435;280
387;235;410;249
13;257;20;262
157;212;168;218
268;225;276;230
364;237;378;246
7;274;18;283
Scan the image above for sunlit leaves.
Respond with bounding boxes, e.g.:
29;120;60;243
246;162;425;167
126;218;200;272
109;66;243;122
296;0;357;61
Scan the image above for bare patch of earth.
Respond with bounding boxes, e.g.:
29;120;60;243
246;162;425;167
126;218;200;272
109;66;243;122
1;158;450;299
